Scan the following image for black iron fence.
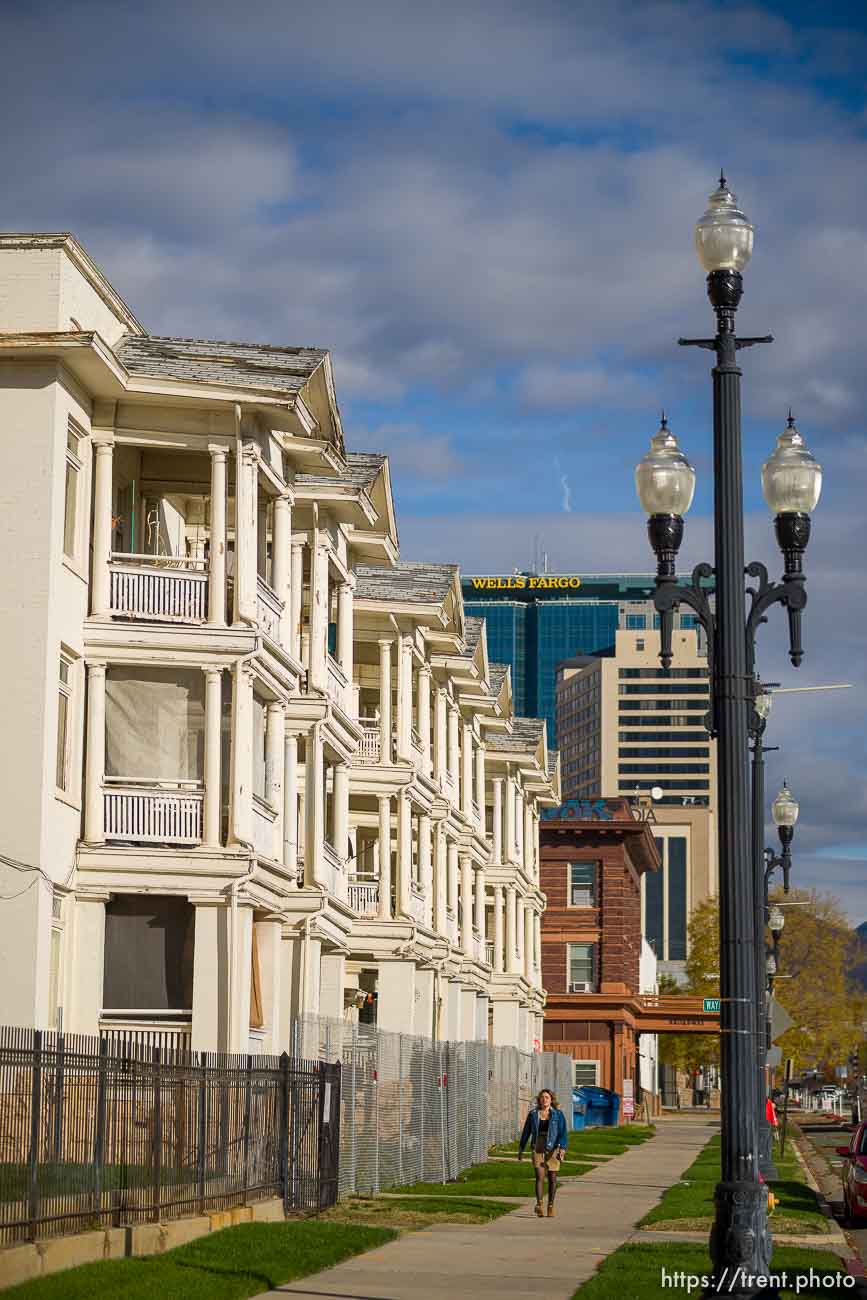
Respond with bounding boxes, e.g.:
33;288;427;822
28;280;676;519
0;1026;340;1245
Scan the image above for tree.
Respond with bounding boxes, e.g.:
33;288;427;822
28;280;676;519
677;889;865;1076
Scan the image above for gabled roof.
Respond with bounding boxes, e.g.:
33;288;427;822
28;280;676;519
355;561;458;604
463;616;484;655
488;716;548;753
295;452;386;492
114;333;327;396
489;663;510;694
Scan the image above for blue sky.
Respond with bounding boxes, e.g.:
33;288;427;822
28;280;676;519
2;0;866;917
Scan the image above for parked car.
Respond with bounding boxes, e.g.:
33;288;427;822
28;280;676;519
836;1123;867;1223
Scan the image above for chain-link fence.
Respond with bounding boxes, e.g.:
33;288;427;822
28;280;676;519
291;1016;572;1197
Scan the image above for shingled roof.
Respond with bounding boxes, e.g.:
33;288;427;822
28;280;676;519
355;561;458;604
488;716;548;753
295;452;386;491
114;333;326;394
463;616;484;655
489;663;510;694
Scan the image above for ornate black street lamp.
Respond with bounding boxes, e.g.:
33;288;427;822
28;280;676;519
634;177;822;1294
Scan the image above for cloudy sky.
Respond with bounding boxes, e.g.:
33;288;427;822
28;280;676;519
3;0;866;917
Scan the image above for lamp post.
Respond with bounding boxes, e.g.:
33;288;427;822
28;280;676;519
751;687;779;1180
635;176;822;1294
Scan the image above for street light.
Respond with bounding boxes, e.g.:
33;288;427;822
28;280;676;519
635;175;824;1293
768;906;785;937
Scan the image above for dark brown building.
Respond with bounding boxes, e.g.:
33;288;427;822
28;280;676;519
540;797;660;1106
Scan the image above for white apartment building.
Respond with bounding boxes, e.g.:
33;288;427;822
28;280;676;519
0;233;557;1055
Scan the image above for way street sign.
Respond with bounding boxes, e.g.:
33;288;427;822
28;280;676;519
703;998;721;1013
770;999;794;1042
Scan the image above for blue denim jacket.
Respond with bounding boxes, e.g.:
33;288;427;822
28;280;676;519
519;1106;568;1154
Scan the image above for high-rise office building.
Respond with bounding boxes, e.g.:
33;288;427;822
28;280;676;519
462;572;703;748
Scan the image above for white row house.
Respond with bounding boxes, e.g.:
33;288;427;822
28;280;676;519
0;233;559;1055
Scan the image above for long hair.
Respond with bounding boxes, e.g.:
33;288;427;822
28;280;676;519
535;1088;560;1110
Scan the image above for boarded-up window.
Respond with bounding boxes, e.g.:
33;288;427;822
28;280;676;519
105;668;204;781
103;895;194;1010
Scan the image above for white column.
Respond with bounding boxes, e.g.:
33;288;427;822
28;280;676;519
434;824;447;935
333;763;349;862
337;582;354;683
434;687;447;782
492;779;503;863
283;733;298;878
378;795;392;919
266;701;285;858
517;898;525;970
203;666;223;847
90;442;113;617
461;723;474;817
272;492;291;644
475;743;486;831
397;791;413;917
257;497;268;581
474;864;486;936
84;662;106;844
493;884;504;974
534;913;542;983
397;637;412;758
417;665;432;773
304;723;324;887
233;446;258;624
308;541;328;691
504;773;515;863
506;885;518;974
447;703;460;788
447;840;459;938
378;639;392;764
208;446;227;627
460;855;474;956
229;663;253;846
419;813;433;927
515;790;525;869
524;904;533;980
290;542;303;660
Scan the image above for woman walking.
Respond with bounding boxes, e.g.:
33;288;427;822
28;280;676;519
518;1088;568;1217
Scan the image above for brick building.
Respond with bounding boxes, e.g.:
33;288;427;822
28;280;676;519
540;798;660;1103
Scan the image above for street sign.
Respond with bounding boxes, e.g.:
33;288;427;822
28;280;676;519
703;998;721;1013
770;1000;794;1042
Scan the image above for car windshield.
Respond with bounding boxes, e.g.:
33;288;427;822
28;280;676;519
860;1131;867;1155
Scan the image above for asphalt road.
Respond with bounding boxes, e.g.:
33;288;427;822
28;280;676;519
796;1118;867;1258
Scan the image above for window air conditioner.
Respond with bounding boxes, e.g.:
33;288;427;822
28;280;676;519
569;981;593;993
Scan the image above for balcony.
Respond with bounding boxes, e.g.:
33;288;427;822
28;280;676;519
472;800;483;827
326;654;348;710
320;840;345;899
485;941;495;966
251;794;278;860
353;723;382;765
408;885;426;923
256;575;283;643
109;554;208;623
103;779;204;844
348;875;380;916
99;1014;192;1056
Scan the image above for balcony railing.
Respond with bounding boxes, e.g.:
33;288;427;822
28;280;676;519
408;885;426;923
485;941;495;966
326;654;348;710
109;554;208;623
353;723;382;765
103;779;204;844
251;794;278;859
321;840;345;900
348;875;380;916
99;1014;192;1056
472;800;483;826
256;575;283;642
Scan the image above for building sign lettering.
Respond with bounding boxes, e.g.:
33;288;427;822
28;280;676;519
541;799;614;822
469;576;583;591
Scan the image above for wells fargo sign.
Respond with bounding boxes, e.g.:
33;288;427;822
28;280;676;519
468;576;583;591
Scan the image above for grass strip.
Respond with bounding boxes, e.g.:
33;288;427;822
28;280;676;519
573;1240;851;1298
5;1220;397;1300
394;1157;589;1198
323;1195;517;1226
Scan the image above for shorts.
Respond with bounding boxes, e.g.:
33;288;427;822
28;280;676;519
532;1148;561;1171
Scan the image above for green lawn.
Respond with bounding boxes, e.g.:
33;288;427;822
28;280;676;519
324;1194;517;1226
393;1156;590;1198
4;1221;397;1300
573;1241;852;1298
491;1124;655;1161
638;1135;829;1235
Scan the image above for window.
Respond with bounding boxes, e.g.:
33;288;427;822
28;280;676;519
626;614;647;630
574;1060;599;1087
569;862;597;908
56;654;73;792
636;639;645;650
567;942;596;991
63;423;83;561
102;896;194;1010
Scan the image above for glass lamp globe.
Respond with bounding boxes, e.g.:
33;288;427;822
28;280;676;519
768;905;785;934
635;417;696;516
695;175;755;273
761;414;823;515
766;952;777;976
772;782;799;828
754;691;773;722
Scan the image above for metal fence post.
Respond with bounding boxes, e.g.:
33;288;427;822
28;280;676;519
279;1051;291;1212
93;1036;108;1219
419;1040;425;1183
242;1054;253;1204
350;1022;357;1197
397;1034;404;1185
152;1046;162;1222
374;1033;380;1194
52;1031;65;1161
197;1052;208;1214
27;1030;42;1240
438;1043;446;1184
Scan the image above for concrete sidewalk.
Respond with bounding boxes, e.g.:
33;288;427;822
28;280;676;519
255;1114;716;1300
